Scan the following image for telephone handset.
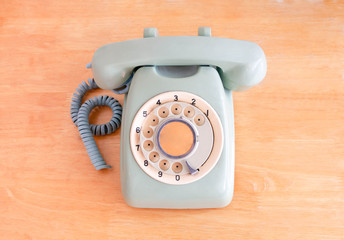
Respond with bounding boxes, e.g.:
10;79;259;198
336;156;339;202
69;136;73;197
71;27;266;209
92;28;266;91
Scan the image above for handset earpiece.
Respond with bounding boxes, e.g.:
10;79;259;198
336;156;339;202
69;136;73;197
90;27;266;91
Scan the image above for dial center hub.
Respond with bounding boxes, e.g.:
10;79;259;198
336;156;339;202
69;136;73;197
157;120;195;158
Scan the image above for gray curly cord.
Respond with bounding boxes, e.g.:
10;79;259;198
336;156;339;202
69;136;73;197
71;78;122;170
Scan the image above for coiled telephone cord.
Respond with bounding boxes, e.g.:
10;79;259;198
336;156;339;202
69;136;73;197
71;78;122;170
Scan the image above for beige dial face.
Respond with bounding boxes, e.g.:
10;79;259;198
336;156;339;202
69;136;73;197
130;91;223;185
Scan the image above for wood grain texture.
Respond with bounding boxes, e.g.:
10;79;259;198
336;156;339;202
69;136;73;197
0;0;343;239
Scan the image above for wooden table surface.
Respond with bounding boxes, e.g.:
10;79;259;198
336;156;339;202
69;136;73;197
1;1;344;239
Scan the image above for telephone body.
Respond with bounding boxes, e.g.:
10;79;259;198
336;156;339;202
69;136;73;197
71;27;266;209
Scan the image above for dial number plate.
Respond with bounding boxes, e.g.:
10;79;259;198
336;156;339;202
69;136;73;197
130;91;223;185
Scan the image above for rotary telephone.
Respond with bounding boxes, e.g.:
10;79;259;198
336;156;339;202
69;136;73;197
71;27;266;209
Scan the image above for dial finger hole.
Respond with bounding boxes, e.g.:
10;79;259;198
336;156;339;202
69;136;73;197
172;162;183;173
143;140;154;151
194;114;205;126
184;106;195;118
158;107;169;118
143;127;154;138
146;114;159;126
159;159;170;171
149;151;160;163
171;104;182;115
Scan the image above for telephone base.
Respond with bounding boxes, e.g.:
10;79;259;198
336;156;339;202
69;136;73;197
120;66;234;209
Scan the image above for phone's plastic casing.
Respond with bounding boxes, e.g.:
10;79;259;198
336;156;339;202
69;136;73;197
87;28;266;208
